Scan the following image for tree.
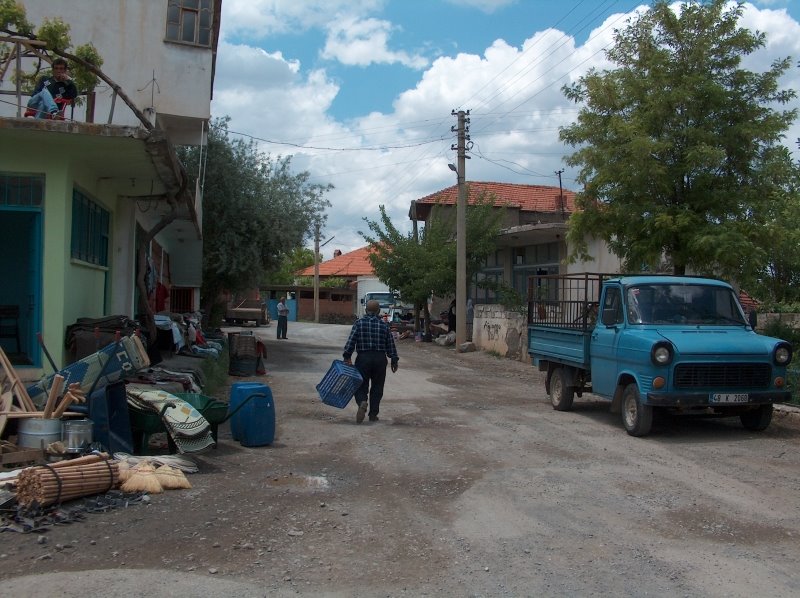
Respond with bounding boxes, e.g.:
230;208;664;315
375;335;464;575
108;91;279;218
178;118;332;316
745;155;800;303
263;247;316;285
560;0;797;277
1;6;103;103
361;190;505;327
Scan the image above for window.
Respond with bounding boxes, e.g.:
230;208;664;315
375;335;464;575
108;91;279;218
71;189;109;267
166;0;213;46
602;287;624;325
170;287;194;312
0;174;43;207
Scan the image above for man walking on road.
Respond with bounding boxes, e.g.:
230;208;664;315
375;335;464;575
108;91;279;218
276;296;289;339
343;299;399;423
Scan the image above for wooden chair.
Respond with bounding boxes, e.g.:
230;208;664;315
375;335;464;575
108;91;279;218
0;305;21;354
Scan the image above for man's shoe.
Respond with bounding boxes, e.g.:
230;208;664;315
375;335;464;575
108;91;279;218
24;108;36;118
49;111;63;120
369;415;379;422
356;401;367;424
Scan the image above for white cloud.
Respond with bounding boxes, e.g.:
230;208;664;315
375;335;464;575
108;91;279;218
222;0;385;39
321;17;429;69
212;4;800;257
441;0;517;14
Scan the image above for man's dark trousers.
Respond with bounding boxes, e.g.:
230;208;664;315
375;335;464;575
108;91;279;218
354;350;387;417
277;315;288;339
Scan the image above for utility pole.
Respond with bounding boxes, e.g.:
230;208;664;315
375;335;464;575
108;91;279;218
555;169;565;219
451;109;470;349
314;222;320;323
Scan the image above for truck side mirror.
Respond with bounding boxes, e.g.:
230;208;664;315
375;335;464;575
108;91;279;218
601;308;618;326
360;298;364;304
748;310;757;329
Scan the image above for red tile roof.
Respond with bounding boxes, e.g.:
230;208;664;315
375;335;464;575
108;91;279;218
415;181;575;212
297;246;376;277
739;289;760;312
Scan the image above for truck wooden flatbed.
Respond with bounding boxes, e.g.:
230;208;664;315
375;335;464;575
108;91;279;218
225;300;269;326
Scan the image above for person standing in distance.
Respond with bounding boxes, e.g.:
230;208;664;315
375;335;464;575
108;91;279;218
276;296;289;339
343;299;399;423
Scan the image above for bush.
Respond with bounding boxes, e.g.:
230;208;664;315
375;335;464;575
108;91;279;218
760;320;800;405
200;345;229;399
317;313;356;325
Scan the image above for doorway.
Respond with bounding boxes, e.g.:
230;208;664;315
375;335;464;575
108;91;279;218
0;209;42;366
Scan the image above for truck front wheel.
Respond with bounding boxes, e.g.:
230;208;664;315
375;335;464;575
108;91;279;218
550;368;574;411
740;404;773;431
621;384;653;437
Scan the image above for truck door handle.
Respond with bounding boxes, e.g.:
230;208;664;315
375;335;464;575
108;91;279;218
591;333;598;340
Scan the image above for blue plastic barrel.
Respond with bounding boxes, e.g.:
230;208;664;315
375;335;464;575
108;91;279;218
229;382;265;440
228;382;275;446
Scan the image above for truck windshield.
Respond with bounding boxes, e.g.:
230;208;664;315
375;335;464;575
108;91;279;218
625;284;747;326
366;293;395;307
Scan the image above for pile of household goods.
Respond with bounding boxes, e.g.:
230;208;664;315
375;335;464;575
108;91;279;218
0;324;225;465
0;451;197;529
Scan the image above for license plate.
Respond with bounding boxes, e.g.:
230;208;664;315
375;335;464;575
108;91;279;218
710;393;749;403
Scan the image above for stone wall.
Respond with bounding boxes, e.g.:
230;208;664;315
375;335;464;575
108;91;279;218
472;304;530;363
757;313;800;331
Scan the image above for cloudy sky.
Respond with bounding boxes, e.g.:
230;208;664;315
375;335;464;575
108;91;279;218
213;0;800;258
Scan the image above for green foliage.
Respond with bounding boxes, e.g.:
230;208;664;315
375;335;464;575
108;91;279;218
36;17;69;50
759;319;800;403
294;276;348;288
0;0;31;34
1;9;104;103
560;0;797;280
317;312;355;325
360;189;504;314
72;42;103;92
760;302;800;314
199;345;229;399
178;117;332;309
482;280;525;311
263;247;315;285
321;277;347;288
760;319;800;349
737;161;800;303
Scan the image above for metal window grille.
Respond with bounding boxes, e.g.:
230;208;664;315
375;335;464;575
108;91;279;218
166;0;213;46
71;189;109;267
0;174;44;207
170;287;194;312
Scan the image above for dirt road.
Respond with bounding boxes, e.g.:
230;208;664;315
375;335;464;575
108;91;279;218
3;321;800;597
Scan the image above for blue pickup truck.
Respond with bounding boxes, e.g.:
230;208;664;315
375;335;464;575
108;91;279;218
528;274;792;436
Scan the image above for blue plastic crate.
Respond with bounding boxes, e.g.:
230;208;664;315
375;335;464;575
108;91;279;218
317;360;363;408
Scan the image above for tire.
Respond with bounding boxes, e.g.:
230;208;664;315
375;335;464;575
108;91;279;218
549;368;574;411
740;404;773;431
621;383;653;437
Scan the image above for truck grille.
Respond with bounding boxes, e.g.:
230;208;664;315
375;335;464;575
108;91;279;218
674;363;772;389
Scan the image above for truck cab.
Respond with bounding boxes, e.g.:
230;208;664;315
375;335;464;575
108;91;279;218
529;274;792;436
359;291;412;321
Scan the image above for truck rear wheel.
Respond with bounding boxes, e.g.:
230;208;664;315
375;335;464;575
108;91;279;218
550;368;574;411
621;383;652;437
740;404;773;431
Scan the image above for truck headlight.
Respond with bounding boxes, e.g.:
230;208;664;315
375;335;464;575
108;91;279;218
651;342;673;366
774;343;792;366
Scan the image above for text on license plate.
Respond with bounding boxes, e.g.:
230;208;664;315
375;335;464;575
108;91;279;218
711;393;749;403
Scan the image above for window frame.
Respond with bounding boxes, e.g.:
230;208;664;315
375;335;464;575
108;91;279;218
165;0;214;47
71;188;110;268
0;173;44;208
